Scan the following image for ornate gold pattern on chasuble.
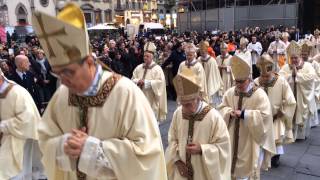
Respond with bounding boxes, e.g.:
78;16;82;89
231;85;258;177
0;83;14;99
182;105;212;180
68;73;121;180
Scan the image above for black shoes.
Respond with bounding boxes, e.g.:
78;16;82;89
271;154;280;168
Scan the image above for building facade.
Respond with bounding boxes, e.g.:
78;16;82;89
0;0;56;27
114;0;158;26
177;0;299;32
157;0;177;29
57;0;113;27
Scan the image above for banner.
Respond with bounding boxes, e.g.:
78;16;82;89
0;25;6;43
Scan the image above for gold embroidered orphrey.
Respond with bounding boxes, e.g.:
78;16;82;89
182;105;213;180
68;73;122;180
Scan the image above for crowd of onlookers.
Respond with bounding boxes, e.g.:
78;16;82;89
0;25;314;112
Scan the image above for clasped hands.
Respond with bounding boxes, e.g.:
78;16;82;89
137;79;145;87
64;127;88;159
230;110;242;119
218;65;227;70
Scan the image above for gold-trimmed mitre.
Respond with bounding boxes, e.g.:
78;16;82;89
144;42;157;54
184;43;197;53
231;53;251;80
240;37;248;45
300;39;314;54
199;41;209;52
173;68;201;101
32;3;89;67
286;41;301;57
256;53;274;74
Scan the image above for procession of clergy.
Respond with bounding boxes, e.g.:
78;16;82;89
1;2;320;180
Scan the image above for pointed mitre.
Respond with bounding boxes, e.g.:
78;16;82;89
199;40;209;52
286;41;301;57
173;68;201;101
256;53;274;74
220;42;228;50
240;37;249;45
231;53;251;80
32;3;89;67
300;39;314;54
144;42;156;54
184;43;197;53
282;32;290;38
274;31;282;38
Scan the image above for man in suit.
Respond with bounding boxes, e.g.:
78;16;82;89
8;55;41;111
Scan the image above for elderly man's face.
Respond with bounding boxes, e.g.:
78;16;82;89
301;51;309;61
200;50;208;58
181;98;199;115
235;78;250;92
52;56;96;94
221;48;228;56
260;70;273;82
291;55;301;66
17;56;30;71
143;51;153;65
186;51;196;62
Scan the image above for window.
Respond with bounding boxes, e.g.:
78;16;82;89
95;10;102;24
16;4;28;25
132;1;136;9
105;10;112;22
126;0;129;9
84;12;93;23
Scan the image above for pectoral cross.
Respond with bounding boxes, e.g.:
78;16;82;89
33;13;67;58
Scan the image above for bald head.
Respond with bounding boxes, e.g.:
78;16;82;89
15;55;30;72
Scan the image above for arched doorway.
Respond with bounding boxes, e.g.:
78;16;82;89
0;4;8;25
15;3;28;25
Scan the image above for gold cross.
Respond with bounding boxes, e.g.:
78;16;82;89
34;12;67;58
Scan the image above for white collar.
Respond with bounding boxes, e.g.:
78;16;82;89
81;64;103;96
16;69;25;79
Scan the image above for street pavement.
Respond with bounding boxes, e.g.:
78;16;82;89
159;100;320;180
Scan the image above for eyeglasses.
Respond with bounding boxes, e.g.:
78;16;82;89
50;68;76;79
50;57;88;79
235;79;247;84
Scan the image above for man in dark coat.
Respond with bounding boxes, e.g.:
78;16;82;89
8;55;41;111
